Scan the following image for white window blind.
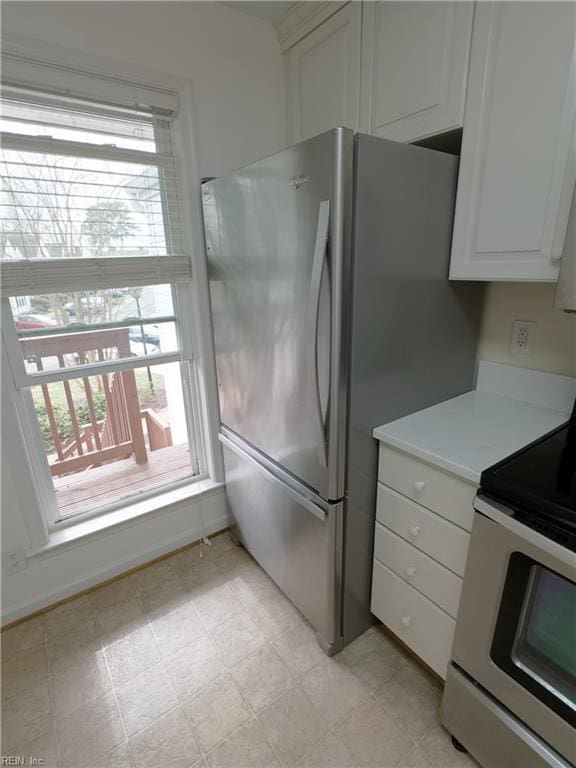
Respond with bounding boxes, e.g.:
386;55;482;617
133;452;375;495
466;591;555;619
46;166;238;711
0;56;209;529
0;87;192;295
2;45;180;114
0;256;193;295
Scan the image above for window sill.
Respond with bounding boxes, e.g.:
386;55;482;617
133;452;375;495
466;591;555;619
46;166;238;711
30;477;225;559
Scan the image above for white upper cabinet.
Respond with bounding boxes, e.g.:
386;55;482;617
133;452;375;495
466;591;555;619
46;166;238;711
285;4;361;143
280;1;575;282
360;2;473;142
450;2;576;281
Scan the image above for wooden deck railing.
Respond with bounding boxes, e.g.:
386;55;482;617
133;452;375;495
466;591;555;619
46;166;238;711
20;327;151;477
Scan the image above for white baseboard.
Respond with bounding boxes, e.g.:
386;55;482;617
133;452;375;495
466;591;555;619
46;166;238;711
2;489;230;625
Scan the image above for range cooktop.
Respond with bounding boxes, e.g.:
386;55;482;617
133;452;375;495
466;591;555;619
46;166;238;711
480;410;576;547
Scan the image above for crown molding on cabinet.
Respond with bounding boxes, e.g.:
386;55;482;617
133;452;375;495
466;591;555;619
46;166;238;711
276;1;349;52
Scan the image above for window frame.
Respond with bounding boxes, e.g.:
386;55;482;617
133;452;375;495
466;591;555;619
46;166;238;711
1;37;224;537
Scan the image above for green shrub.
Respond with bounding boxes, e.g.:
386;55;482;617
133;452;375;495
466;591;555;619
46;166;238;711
76;392;107;425
36;392;108;451
36;403;73;450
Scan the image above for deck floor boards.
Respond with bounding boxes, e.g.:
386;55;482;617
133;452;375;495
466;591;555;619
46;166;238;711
54;442;194;517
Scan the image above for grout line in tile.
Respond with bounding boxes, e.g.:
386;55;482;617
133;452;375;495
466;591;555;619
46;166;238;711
253;676;337;765
411;719;453;768
186;647;309;764
367;688;422;748
415;719;440;745
201;714;258;764
88;596;132;764
296;729;358;768
179;685;252;762
179;694;209;762
45;668;60;766
252;713;285;768
197;707;298;768
323;636;443;755
302;689;419;768
125;699;181;740
4;538;446;768
250;672;300;716
44;601;113;766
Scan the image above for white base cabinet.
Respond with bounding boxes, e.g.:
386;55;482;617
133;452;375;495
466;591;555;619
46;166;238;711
374;524;462;618
450;1;576;281
371;559;456;680
371;444;477;679
360;1;473;143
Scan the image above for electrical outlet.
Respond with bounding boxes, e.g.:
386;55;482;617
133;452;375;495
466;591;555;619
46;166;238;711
511;320;536;356
2;546;27;575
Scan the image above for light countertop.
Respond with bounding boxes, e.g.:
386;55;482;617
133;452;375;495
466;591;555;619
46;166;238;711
373;363;574;484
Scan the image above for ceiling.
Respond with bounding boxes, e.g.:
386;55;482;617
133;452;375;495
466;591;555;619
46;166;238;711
221;2;295;25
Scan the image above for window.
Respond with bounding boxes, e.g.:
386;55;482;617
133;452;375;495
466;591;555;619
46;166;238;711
1;82;207;526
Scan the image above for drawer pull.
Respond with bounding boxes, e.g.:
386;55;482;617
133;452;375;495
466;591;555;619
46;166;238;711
401;615;412;627
409;525;421;537
405;566;417;577
413;481;426;494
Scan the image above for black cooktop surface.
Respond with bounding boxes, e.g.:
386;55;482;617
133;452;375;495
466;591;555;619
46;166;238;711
480;417;576;540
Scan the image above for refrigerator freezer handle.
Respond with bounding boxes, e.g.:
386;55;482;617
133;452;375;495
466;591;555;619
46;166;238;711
307;200;330;469
219;432;328;522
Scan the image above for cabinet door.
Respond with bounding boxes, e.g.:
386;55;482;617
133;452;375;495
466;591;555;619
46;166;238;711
286;4;361;143
450;2;576;281
360;2;473;143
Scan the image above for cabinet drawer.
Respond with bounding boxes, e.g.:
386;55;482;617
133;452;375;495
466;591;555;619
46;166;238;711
374;522;462;618
376;483;469;576
371;559;455;679
378;444;476;530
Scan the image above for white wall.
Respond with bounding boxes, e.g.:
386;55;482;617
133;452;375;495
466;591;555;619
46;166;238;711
478;283;576;377
1;1;286;178
1;1;285;623
1;485;230;624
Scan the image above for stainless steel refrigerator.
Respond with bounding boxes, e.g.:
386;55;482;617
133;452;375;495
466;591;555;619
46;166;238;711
202;128;483;654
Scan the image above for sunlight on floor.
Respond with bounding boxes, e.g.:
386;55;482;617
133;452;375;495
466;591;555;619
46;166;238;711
1;533;476;768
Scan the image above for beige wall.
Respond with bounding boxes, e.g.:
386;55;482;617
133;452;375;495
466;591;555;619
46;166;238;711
478;283;576;376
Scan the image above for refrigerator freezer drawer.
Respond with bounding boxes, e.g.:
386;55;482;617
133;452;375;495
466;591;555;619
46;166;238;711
220;433;343;651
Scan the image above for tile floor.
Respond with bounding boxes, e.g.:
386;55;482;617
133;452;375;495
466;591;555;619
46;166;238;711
1;532;476;768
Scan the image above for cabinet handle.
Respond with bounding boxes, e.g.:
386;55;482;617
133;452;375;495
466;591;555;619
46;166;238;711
401;615;412;627
413;481;426;493
409;525;421;537
405;566;417;577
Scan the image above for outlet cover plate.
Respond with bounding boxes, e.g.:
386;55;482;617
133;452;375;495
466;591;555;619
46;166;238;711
2;546;27;575
511;320;536;357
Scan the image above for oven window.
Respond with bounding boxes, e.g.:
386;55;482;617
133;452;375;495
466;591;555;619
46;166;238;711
513;567;576;708
491;553;576;726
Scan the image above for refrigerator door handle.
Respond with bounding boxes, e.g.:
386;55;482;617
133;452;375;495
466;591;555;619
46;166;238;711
219;432;328;522
307;200;330;469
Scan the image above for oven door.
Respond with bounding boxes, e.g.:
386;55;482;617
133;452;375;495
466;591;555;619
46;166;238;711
452;497;576;765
